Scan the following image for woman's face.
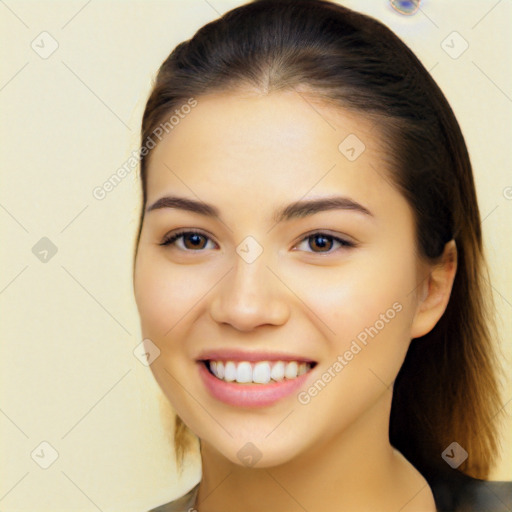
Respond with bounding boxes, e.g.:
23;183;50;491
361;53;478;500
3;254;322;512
134;90;430;467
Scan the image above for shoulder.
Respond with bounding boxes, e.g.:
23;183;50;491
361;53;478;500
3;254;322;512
423;463;512;512
146;483;200;512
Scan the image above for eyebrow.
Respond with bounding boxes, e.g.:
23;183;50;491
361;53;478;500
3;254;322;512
146;195;373;223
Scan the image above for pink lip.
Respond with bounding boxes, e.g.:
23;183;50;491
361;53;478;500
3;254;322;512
196;349;316;363
198;361;315;408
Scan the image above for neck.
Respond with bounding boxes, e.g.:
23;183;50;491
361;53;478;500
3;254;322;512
195;391;436;512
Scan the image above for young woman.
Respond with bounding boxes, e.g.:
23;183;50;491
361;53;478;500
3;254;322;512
132;0;512;510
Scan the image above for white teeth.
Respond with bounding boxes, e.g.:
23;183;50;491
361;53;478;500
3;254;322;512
224;361;237;382
207;359;314;384
270;361;285;381
284;361;298;379
253;362;271;384
236;362;252;383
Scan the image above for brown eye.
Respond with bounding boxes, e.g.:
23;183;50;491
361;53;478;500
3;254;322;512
182;233;208;250
160;230;215;251
296;232;355;254
308;234;334;252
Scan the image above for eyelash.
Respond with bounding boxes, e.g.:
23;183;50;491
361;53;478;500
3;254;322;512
159;229;355;254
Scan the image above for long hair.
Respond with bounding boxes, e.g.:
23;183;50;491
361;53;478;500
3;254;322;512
133;0;504;479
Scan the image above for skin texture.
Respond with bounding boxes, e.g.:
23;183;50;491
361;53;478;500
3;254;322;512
133;90;457;512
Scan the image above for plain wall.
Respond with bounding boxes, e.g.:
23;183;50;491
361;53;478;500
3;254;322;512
1;1;510;510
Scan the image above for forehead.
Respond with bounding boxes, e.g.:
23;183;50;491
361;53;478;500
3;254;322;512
145;90;403;219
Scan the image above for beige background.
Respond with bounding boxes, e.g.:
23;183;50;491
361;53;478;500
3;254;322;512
0;0;510;510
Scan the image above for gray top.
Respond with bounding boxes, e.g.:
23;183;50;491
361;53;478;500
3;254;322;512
148;483;199;512
146;476;512;511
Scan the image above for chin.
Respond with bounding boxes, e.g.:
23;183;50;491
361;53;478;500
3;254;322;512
200;429;310;469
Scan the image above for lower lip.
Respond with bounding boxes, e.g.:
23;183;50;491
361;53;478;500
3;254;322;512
198;362;314;408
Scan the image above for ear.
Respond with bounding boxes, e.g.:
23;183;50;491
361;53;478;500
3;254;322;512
410;240;458;339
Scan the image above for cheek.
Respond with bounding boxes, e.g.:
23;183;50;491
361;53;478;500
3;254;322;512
134;250;201;340
300;247;419;396
295;250;418;341
294;265;417;439
133;251;205;408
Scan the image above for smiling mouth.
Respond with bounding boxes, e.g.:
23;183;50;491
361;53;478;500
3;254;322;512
200;359;318;385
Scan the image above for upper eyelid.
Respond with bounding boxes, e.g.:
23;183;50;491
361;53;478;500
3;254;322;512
295;229;356;245
160;229;216;247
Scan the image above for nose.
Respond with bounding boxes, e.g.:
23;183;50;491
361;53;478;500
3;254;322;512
209;256;290;332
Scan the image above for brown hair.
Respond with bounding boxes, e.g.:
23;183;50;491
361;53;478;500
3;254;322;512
134;0;504;479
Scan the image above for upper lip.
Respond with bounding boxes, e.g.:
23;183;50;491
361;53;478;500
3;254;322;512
196;349;317;364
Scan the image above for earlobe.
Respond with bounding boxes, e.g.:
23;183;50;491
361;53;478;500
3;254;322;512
410;240;458;339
